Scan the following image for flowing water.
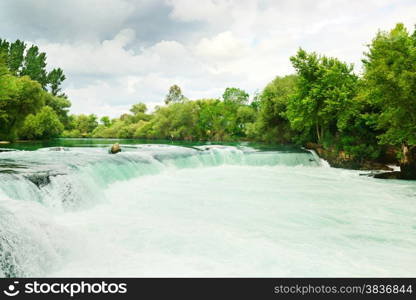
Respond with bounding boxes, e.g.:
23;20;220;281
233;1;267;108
0;139;415;277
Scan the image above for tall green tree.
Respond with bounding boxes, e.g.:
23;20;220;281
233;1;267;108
362;23;416;178
287;49;358;145
0;38;70;141
7;40;26;75
222;87;249;105
254;75;297;143
47;68;66;96
21;45;48;88
0;68;45;140
164;85;186;104
130;102;147;114
100;116;111;127
43;93;71;126
0;40;9;56
74;114;98;136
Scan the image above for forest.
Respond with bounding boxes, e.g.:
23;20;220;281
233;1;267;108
0;23;415;178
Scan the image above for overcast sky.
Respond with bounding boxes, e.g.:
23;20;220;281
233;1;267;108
1;0;415;117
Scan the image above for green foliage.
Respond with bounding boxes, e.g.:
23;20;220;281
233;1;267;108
253;75;297;143
100;116;111;127
0;72;45;140
7;40;25;75
164;85;186;104
194;98;226;140
287;49;358;144
362;23;416;147
146;101;199;140
0;38;70;141
130;102;147;114
43;93;71;126
91;95;257;141
47;68;66;96
19;106;64;139
70;114;98;137
222;87;249;105
0;38;67;93
21;45;48;88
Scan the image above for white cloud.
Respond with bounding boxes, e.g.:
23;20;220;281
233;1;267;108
8;0;414;117
166;0;231;23
194;31;248;61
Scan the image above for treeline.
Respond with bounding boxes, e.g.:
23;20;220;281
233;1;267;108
0;39;70;140
63;85;257;141
65;23;414;176
1;23;415;177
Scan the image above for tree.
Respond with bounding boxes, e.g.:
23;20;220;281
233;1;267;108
195;99;224;140
335;79;383;162
21;45;48;88
362;23;416;178
0;74;45;140
100;116;111;127
19;106;64;139
255;75;297;143
164;85;186;104
47;68;66;96
0;54;8;77
7;40;26;75
287;49;358;145
43;93;71;126
222;87;249;105
130;102;147;114
1;38;66;93
0;38;70;141
74;114;98;136
0;39;9;56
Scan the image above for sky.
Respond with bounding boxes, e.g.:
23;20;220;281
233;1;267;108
1;0;415;117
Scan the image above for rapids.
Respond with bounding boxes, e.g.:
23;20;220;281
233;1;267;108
0;142;415;277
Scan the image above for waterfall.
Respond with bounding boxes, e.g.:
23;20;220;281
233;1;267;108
0;145;320;208
2;144;413;277
0;145;320;277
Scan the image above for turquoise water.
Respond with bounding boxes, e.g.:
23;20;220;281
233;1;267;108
0;139;415;277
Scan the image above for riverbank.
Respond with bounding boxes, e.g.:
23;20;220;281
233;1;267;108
304;142;396;171
303;142;416;180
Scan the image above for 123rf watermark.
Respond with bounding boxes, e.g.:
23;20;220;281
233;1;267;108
2;280;127;297
274;283;413;296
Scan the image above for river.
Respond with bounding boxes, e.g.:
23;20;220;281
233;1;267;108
0;139;415;277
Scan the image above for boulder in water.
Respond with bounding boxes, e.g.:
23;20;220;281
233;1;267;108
374;171;402;179
25;173;51;188
49;147;69;151
110;143;121;154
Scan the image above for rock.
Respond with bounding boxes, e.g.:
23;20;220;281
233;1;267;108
49;147;68;151
110;143;121;154
374;171;402;179
398;144;416;179
361;161;393;171
25;173;51;188
304;142;393;171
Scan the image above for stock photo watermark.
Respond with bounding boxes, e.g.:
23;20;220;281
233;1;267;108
2;280;127;297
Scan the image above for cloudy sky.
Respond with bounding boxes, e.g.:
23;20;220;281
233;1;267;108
1;0;415;117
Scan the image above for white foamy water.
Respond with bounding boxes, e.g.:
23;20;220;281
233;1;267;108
0;144;415;277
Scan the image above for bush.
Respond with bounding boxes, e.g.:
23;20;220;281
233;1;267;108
19;106;64;139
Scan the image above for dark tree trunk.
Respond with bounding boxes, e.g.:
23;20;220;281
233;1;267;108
400;143;416;179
